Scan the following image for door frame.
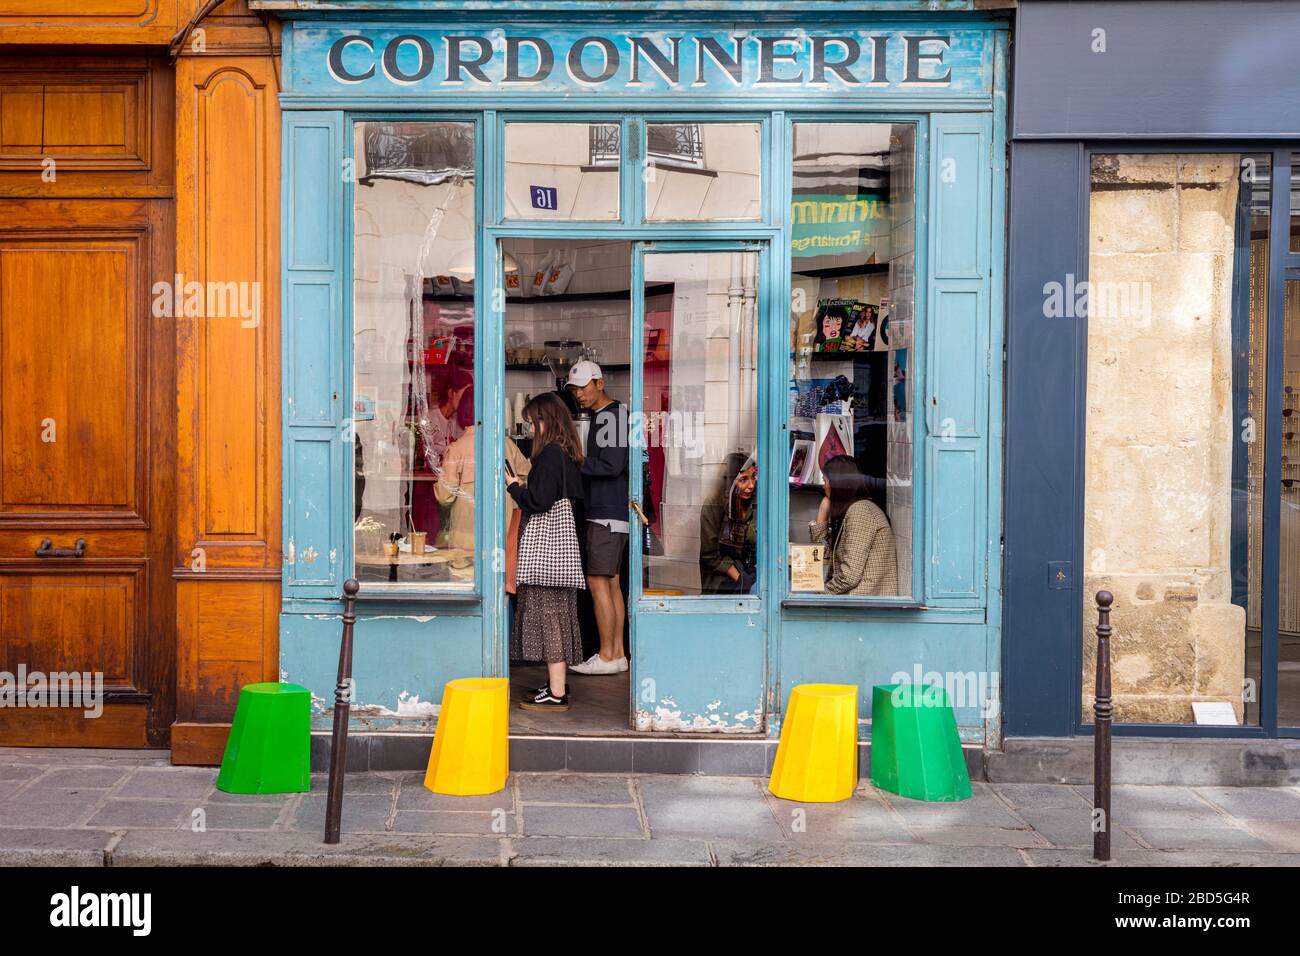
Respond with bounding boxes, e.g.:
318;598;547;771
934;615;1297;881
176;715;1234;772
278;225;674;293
627;239;771;732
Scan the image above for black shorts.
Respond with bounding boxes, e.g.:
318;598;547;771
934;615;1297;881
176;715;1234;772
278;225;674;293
585;522;628;577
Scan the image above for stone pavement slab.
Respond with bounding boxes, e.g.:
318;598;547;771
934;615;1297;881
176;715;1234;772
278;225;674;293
109;830;505;867
638;776;785;840
506;836;712;866
521;804;644;838
713;841;1027;866
1198;786;1300;820
0;828;115;867
1013;807;1144;850
391;810;514;836
518;773;635;806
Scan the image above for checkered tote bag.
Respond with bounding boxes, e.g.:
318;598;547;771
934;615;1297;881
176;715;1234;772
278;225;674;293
516;497;586;590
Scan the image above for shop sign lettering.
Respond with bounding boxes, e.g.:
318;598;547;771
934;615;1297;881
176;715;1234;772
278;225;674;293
291;26;994;96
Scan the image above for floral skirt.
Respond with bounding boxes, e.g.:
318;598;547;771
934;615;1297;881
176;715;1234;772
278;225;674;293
510;584;584;665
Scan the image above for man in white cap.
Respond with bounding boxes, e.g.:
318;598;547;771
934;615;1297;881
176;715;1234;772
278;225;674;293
566;360;629;674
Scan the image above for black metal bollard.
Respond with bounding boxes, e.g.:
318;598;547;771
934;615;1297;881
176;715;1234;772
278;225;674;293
1093;590;1113;862
324;579;360;845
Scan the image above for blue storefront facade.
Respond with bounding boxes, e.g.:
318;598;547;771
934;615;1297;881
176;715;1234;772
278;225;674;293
267;1;1009;753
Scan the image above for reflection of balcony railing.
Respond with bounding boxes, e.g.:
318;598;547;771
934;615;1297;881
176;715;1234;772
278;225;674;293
589;124;706;169
362;123;475;186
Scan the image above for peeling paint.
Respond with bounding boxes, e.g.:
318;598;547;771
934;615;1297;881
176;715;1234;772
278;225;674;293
301;546;318;564
285;538;296;564
395;691;439;718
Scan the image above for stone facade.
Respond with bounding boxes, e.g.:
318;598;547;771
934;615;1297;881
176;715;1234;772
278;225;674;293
1083;153;1246;724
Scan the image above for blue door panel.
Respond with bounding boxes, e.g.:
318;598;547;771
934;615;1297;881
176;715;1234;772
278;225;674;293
633;613;766;733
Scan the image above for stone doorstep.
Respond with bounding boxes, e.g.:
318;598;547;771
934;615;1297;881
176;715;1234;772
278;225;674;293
309;732;989;781
986;736;1300;787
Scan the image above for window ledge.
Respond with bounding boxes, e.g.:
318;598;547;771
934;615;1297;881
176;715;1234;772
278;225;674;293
354;590;482;605
781;598;928;611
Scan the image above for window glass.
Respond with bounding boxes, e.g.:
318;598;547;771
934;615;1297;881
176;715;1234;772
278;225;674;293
645;123;761;221
504;122;620;220
641;251;760;596
1085;153;1267;725
787;122;915;600
352;121;477;589
1291;155;1300;253
1280;277;1300;727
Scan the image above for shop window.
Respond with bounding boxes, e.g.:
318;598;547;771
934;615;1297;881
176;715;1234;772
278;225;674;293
642;250;760;597
352;121;478;590
645;123;761;221
1084;152;1270;725
504;122;620;220
787;122;916;601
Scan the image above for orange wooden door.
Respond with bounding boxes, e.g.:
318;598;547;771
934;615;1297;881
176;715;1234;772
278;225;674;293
0;198;174;747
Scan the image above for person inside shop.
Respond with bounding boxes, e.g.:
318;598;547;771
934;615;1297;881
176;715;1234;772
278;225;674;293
565;360;630;676
810;454;897;596
507;393;587;712
413;365;472;542
436;384;530;552
699;454;758;595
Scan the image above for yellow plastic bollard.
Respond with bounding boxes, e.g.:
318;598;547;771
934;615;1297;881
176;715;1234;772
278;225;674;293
424;677;510;796
768;683;859;803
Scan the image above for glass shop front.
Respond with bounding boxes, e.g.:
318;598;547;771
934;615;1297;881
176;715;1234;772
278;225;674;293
279;14;1008;740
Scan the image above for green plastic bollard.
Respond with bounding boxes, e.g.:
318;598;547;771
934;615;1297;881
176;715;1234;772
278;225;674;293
216;682;312;795
869;683;972;802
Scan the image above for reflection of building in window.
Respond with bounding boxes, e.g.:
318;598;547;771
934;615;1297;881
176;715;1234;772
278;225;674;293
361;122;475;186
588;124;705;170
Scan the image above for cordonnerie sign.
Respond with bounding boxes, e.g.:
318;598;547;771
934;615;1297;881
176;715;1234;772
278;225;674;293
287;25;995;95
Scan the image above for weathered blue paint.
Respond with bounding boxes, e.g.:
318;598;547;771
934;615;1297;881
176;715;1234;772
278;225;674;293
278;8;1008;742
281;609;483;729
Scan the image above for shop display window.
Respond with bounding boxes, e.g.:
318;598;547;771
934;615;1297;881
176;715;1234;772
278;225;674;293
352;121;478;589
1084;152;1273;725
787;122;917;599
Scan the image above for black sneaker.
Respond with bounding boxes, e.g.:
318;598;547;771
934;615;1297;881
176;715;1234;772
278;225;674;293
520;685;570;711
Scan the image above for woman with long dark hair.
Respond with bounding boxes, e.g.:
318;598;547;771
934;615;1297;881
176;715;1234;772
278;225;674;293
507;392;586;711
699;453;758;594
811;455;897;596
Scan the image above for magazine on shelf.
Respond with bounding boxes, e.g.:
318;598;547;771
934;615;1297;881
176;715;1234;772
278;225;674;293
814;412;854;484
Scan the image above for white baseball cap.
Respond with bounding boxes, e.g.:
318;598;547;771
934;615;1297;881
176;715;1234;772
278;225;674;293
567;360;603;387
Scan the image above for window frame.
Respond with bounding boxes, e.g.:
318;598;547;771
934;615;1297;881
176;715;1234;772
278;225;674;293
779;113;929;609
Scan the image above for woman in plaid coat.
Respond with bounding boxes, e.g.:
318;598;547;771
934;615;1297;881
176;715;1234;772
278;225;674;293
810;455;898;597
507;392;587;711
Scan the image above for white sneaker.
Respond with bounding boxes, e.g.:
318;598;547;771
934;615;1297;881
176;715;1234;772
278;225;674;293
617;656;629;673
570;654;625;675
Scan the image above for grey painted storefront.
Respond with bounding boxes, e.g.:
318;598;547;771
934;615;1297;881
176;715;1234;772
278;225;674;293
1003;0;1300;738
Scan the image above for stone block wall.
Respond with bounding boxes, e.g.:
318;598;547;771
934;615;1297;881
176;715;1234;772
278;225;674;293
1083;153;1246;723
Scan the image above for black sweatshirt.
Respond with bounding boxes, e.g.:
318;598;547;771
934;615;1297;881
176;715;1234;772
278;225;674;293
580;399;629;522
508;442;584;517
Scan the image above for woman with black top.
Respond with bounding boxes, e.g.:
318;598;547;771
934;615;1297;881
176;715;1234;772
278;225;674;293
507;392;586;711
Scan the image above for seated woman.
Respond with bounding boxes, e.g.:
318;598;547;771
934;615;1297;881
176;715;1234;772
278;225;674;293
810;455;897;596
699;454;758;595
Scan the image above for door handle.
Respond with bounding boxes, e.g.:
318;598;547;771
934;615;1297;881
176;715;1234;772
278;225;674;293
629;500;650;525
35;538;87;558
